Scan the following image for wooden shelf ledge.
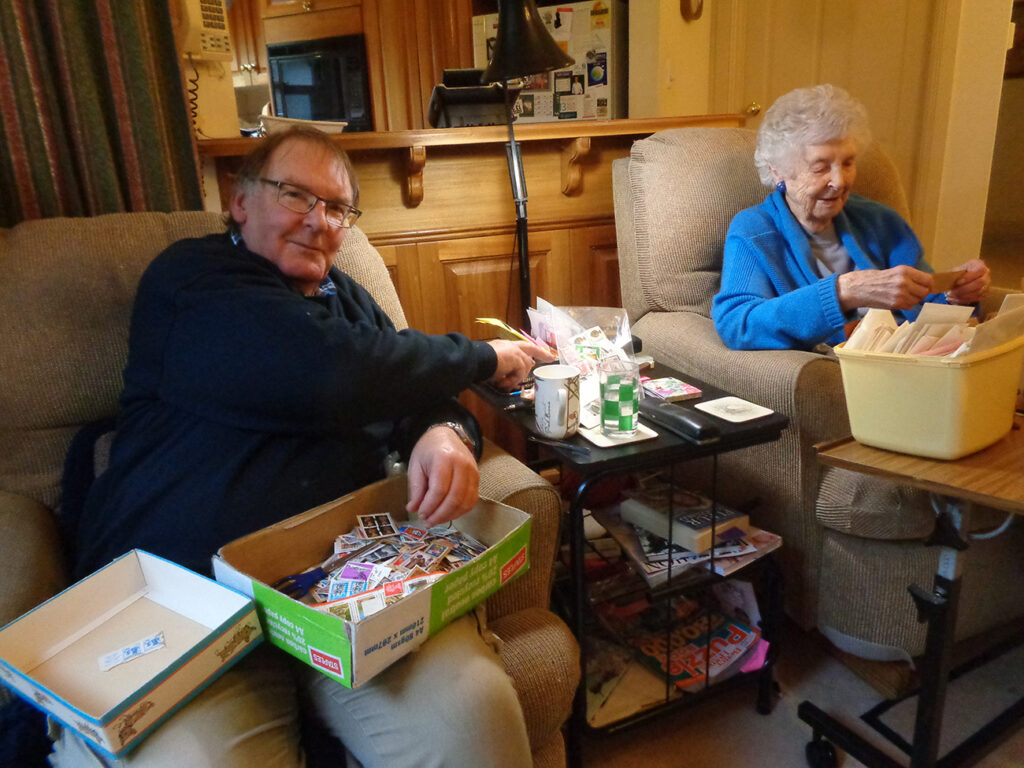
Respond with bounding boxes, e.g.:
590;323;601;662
197;114;745;211
196;115;745;157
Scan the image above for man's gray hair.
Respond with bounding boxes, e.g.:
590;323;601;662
753;84;872;187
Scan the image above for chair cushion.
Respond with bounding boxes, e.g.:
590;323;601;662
816;466;1012;540
623;127;913;321
626;127;765;317
0;211;224;511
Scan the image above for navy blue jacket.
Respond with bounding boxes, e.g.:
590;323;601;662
74;233;496;577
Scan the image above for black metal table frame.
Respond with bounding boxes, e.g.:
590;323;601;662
472;366;790;768
799;497;1024;768
564;455;784;759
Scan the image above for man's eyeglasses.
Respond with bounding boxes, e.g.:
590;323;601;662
259;178;361;228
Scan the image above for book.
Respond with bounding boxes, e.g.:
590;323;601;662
642;376;703;402
620;485;750;554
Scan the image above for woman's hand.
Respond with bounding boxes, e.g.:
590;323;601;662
945;258;990;305
486;339;555;390
836;265;932;312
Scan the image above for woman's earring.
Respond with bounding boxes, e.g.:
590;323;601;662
775;180;786;193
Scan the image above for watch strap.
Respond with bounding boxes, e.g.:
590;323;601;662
431;420;477;454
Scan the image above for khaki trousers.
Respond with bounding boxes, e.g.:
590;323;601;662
48;613;530;768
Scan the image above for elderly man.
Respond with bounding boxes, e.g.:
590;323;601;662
54;127;551;768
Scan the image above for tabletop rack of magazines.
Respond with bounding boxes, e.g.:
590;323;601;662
470;362;789;768
571;465;784;735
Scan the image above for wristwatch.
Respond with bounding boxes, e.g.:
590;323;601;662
431;421;476;453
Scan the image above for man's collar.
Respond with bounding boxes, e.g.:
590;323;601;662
231;231;336;296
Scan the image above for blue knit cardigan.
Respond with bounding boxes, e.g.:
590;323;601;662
712;189;941;350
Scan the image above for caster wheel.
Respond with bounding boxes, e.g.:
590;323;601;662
805;738;838;768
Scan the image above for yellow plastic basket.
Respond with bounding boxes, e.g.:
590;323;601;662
835;334;1024;459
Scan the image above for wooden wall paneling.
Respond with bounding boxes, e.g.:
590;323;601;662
372;242;408;315
361;0;388;131
568;224;620;307
408;230;572;337
366;0;422;130
413;0;475;126
350;138;629;244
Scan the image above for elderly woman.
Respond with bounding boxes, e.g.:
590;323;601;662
712;84;990;351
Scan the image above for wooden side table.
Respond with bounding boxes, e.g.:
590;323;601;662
799;419;1024;768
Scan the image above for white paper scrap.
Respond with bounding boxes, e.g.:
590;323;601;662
99;630;165;671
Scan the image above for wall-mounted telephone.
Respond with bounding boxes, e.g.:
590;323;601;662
178;0;233;61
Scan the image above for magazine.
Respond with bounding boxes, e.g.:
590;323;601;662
590;505;779;588
628;609;760;690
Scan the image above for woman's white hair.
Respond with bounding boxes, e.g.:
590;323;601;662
754;84;872;187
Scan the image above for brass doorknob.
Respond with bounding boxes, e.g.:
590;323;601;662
744;102;762;116
302;1;312;11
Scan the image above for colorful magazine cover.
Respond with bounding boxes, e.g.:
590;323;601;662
627;610;760;690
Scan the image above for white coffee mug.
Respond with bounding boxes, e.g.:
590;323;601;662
534;364;580;439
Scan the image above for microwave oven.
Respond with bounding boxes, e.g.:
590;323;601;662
267;35;372;132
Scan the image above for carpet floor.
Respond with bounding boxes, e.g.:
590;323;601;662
581;619;1024;767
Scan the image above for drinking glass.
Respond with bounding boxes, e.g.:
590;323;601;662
599;357;640;438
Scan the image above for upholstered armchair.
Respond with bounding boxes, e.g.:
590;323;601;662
0;211;578;766
612;127;1024;671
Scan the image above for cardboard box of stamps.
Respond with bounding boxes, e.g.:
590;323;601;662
0;550;262;759
212;475;531;688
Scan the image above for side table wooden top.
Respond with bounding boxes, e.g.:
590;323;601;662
816;417;1024;514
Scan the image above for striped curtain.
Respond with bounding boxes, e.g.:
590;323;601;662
0;0;201;226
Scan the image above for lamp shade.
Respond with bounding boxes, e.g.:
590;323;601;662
480;0;575;83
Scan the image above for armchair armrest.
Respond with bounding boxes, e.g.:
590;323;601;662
478;440;562;621
631;310;850;628
0;491;66;627
633;311;850;443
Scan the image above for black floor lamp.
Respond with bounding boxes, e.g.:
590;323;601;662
481;0;573;328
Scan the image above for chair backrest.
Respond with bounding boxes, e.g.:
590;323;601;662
613;126;911;324
0;211;400;511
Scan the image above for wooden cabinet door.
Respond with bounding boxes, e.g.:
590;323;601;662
261;0;358;19
261;0;362;45
569;224;620;307
396;230;572;336
229;0;267;75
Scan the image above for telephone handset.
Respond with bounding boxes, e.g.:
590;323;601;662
178;0;233;62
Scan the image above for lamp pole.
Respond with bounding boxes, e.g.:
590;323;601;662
502;80;531;329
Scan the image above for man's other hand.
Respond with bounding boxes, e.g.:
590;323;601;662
486;339;556;390
405;425;480;526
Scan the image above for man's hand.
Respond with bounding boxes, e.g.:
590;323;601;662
946;258;990;305
836;265;933;312
405;425;479;526
486;339;555;390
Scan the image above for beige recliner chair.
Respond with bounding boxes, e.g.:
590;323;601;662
0;211;578;766
612;126;1024;678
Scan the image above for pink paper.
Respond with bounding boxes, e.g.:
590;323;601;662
740;638;770;673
